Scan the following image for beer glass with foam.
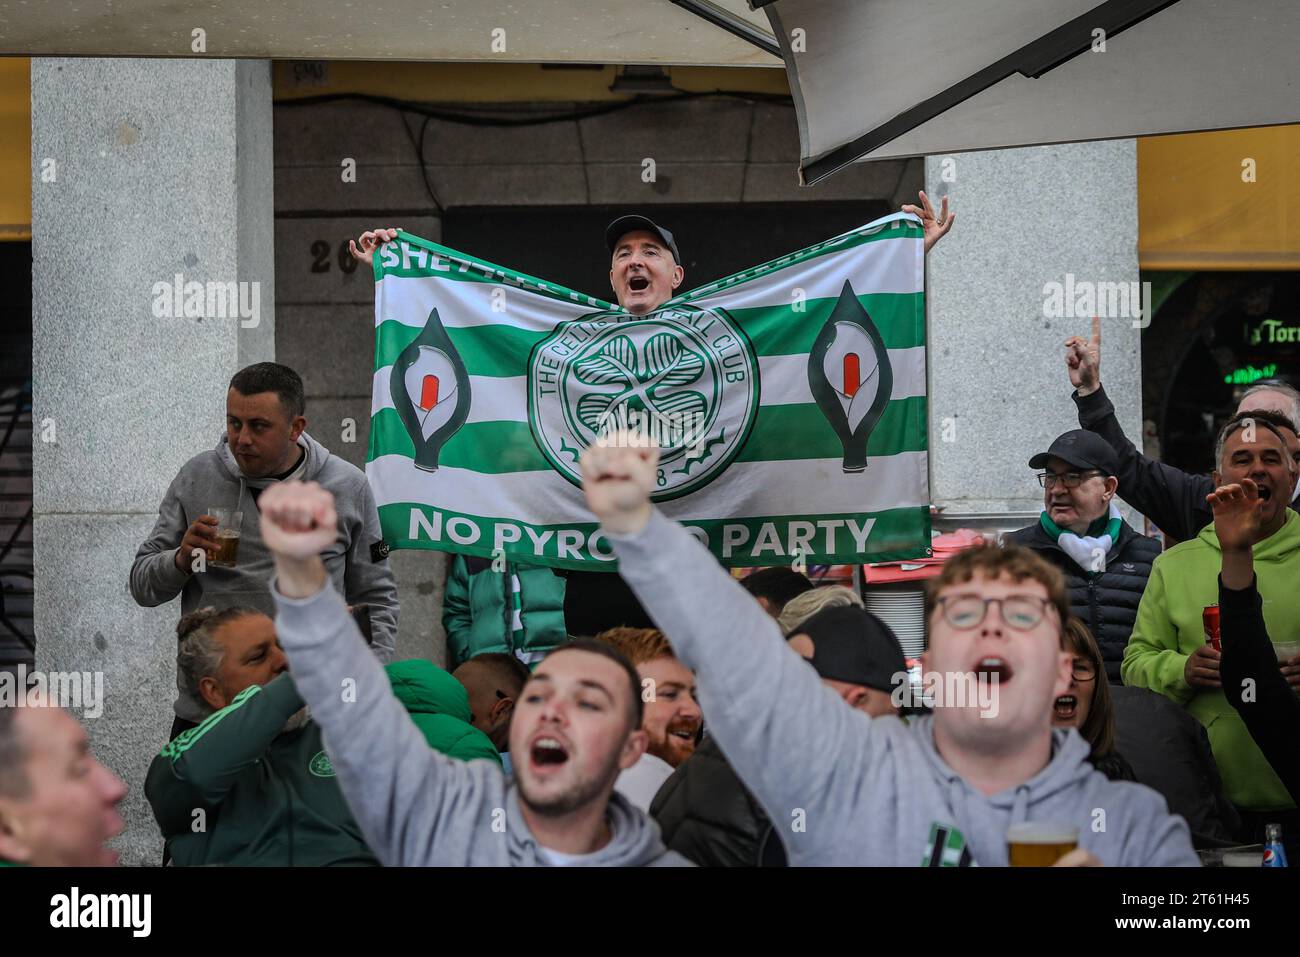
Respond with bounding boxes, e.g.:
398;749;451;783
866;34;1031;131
1007;822;1079;866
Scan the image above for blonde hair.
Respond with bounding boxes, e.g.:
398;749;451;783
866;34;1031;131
593;626;674;666
778;586;864;636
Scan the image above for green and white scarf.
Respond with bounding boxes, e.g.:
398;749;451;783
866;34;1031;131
1040;501;1123;574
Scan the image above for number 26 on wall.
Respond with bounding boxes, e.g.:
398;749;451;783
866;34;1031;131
311;240;359;275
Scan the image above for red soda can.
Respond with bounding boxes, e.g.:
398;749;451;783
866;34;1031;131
1203;605;1221;652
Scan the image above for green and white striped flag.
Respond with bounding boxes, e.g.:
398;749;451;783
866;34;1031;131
368;211;930;570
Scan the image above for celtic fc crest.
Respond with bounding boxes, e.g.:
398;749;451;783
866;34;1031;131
528;304;759;501
308;750;335;778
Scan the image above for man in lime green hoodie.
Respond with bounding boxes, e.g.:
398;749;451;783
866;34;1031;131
1123;411;1300;814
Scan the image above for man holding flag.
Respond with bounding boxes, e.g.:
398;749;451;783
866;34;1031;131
349;193;952;646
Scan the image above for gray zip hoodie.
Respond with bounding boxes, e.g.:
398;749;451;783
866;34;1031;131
130;433;399;720
609;510;1199;867
272;579;689;866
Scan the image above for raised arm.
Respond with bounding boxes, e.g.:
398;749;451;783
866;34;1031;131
259;480;494;866
144;675;305;835
1211;481;1300;803
580;434;881;859
1067;318;1212;541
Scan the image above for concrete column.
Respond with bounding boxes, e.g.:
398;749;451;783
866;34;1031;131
925;141;1144;531
31;58;274;865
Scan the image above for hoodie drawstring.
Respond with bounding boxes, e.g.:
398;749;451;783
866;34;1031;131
1010;784;1031;826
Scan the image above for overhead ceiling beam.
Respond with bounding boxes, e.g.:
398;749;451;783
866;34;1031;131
670;0;782;58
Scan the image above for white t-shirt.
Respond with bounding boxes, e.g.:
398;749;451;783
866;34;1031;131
536;845;601;867
614;753;675;812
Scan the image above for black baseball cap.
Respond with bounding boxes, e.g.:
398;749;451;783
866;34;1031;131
605;215;681;265
789;605;906;694
1028;429;1120;476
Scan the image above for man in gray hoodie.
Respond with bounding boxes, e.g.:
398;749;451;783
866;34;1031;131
578;433;1200;866
130;362;399;737
257;479;688;866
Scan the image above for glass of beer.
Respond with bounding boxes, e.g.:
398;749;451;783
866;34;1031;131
208;507;243;568
1007;822;1079;866
1273;640;1300;662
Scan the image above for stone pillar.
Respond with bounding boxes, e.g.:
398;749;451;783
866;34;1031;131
31;58;275;865
925;141;1144;532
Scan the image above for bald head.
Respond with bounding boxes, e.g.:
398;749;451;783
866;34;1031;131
452;654;531;751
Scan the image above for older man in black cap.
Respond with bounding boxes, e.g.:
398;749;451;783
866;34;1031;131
604;214;683;315
650;604;907;866
1004;430;1161;684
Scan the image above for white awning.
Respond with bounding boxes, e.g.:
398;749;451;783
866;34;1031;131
756;0;1300;183
0;0;780;66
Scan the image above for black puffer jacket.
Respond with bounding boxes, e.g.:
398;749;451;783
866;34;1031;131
1111;686;1240;848
650;735;786;867
1005;519;1161;682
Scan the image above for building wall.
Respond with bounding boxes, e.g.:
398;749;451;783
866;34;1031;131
925;141;1144;531
31;58;275;867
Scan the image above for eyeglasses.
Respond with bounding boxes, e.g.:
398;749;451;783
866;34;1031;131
1037;470;1103;490
935;595;1055;631
1071;659;1097;682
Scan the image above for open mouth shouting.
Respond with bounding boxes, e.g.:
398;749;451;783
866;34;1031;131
666;720;700;751
626;275;650;294
1054;694;1078;721
973;656;1015;684
651;717;701;767
529;734;571;773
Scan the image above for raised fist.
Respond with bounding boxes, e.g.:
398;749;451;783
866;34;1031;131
580;431;659;535
259;481;338;561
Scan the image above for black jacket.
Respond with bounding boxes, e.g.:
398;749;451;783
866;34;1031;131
650;735;786;867
1219;575;1300;806
1111;685;1240;848
1092;750;1137;782
1074;385;1300;543
1005;520;1161;682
